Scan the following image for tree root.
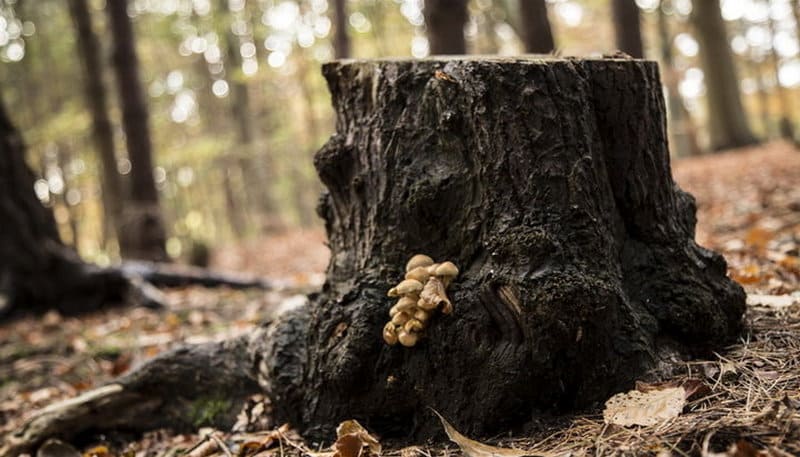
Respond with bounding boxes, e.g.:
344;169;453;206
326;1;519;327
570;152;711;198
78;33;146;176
2;302;308;457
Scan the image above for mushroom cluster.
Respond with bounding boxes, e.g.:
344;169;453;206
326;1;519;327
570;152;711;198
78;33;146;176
382;254;459;347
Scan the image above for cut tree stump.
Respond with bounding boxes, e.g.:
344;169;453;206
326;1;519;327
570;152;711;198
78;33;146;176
4;57;745;455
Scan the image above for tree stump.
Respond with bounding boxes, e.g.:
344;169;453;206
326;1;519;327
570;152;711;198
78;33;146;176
277;57;745;438
5;58;745;453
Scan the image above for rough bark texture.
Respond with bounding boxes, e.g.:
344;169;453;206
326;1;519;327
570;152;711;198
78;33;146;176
68;0;127;247
612;0;644;58
107;0;168;261
424;0;468;55
332;0;351;59
7;58;746;453
520;0;555;54
690;0;758;151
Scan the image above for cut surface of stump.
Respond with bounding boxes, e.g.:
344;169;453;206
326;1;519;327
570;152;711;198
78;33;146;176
5;57;745;453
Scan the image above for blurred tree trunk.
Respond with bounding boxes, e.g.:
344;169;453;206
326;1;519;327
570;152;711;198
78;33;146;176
107;0;168;260
765;0;795;141
68;0;126;250
424;0;468;54
218;0;279;231
520;0;555;53
657;0;700;156
0;95;129;317
332;0;351;58
690;0;758;151
612;0;644;58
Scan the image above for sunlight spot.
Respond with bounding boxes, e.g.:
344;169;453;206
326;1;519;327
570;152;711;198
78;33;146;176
679;67;704;99
555;2;583;27
66;188;82;206
177;167;195;187
191;36;208;54
240;41;256;59
266;1;300;31
212;79;229;97
298;26;315;48
5;41;24;62
779;60;800;87
242;58;258;75
167;237;183;258
313;16;331;37
118;159;132;175
204;44;221;63
154;166;167;184
411;35;429;58
731;35;748;55
268;50;287;68
721;0;744;21
674;33;698;57
167;70;184;93
34;179;50;203
349;12;371;33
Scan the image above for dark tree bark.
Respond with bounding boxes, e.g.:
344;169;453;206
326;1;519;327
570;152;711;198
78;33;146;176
6;57;746;455
520;0;555;53
106;0;168;261
424;0;468;54
332;0;351;59
612;0;644;58
68;0;127;248
689;0;759;151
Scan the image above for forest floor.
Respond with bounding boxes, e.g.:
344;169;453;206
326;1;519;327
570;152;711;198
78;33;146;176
1;142;799;456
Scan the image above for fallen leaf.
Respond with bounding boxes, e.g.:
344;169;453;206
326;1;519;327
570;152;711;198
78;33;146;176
603;386;686;427
431;408;542;457
82;445;109;457
333;420;381;457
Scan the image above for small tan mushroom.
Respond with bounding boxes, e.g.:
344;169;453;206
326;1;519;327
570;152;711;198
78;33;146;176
425;263;440;275
390;297;418;316
391;311;411;326
417;296;438;311
397;329;419;347
420;277;451;308
383;322;398;345
404;318;424;333
406;254;434;272
405;266;430;283
435;261;459;281
393;279;424;296
414;308;431;322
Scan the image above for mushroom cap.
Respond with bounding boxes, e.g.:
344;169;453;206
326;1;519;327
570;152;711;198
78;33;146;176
406;254;434;272
405;266;431;283
404;318;424;333
417;297;438;311
414;308;431;321
391;311;411;326
395;279;424;295
435;261;459;279
383;322;398;345
398;329;419;347
396;296;417;311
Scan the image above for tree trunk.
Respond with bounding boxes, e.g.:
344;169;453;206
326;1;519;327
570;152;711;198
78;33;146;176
765;0;796;142
612;0;644;58
332;0;351;59
657;0;701;156
690;0;759;151
0;95;130;317
519;0;555;53
107;0;168;261
424;0;468;54
68;0;126;250
6;57;746;454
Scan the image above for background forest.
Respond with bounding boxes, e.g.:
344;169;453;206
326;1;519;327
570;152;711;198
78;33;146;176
1;0;799;265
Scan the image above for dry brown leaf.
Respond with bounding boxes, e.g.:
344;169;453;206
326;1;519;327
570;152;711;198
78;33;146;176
333;420;381;457
603;386;686;427
431;408;544;457
35;439;81;457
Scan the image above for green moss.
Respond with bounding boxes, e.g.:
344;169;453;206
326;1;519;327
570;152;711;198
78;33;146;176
188;395;232;427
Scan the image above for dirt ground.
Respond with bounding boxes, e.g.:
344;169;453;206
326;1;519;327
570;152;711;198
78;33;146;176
1;142;798;456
